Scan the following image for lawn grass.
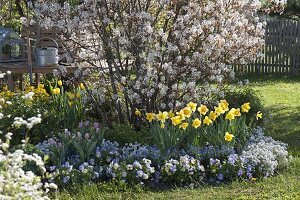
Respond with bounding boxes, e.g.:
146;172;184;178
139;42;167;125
58;76;300;200
246;75;300;156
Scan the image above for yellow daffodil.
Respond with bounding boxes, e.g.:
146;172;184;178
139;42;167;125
214;106;224;115
157;111;169;122
67;92;75;99
168;110;175;118
192;118;201;128
2;85;8;91
198;104;209;115
52;88;60;95
180;107;192;118
225;111;235;121
251;177;257;181
232;108;241;117
179;122;189;130
146;113;156;122
219;100;229;111
171;116;182;126
135;108;141;117
224;132;234;142
209;111;218;121
187;102;197;112
57;80;63;87
256;111;263;120
176;112;186;121
160;123;165;129
79;83;85;90
203;116;212;125
241;102;251;113
76;92;81;98
38;84;44;89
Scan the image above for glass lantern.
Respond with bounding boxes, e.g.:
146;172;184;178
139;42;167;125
0;27;25;63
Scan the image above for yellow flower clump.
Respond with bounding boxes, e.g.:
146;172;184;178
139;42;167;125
140;100;258;131
224;132;234;142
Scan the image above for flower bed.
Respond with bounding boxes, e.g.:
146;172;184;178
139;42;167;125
33;101;290;189
0;75;291;199
35;127;289;188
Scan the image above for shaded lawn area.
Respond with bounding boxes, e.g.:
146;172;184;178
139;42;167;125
247;75;300;156
58;76;300;199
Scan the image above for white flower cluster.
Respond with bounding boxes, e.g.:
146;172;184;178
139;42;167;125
261;0;287;14
240;127;289;177
30;0;269;117
163;155;205;176
0;133;55;199
107;159;155;182
13;115;42;129
0;71;11;79
22;91;35;100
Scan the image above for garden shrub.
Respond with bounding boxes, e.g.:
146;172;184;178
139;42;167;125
105;123;150;146
29;0;266;127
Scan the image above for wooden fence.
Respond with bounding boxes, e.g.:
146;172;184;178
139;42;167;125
234;19;300;76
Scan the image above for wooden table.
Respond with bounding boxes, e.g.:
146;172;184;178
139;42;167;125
0;62;72;90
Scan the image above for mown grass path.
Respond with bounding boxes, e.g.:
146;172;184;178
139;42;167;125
58;76;300;200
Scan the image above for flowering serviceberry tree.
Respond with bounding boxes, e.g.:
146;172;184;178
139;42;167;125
260;0;287;14
30;0;268;125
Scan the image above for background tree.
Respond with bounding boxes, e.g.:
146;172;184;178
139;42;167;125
28;0;266;126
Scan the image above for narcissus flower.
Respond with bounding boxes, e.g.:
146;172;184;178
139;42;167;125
241;102;251;113
256;111;263;120
171;116;182;126
203;116;212;125
180;107;192;118
192;118;201;128
168;111;175;118
146;113;155;122
214;106;225;115
225;111;235;121
219;100;229;111
198;104;209;115
187;102;197;112
38;84;44;89
57;80;62;86
79;83;85;90
157;111;169;122
135;108;141;117
179;122;189;130
232;108;241;117
176;112;186;121
224;132;234;142
52;88;60;95
160;123;165;129
66;92;75;99
209;111;218;121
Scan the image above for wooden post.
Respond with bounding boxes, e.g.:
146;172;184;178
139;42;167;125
7;73;14;91
35;73;40;87
18;73;24;90
25;27;33;85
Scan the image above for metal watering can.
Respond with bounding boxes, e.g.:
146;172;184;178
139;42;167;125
35;37;60;67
